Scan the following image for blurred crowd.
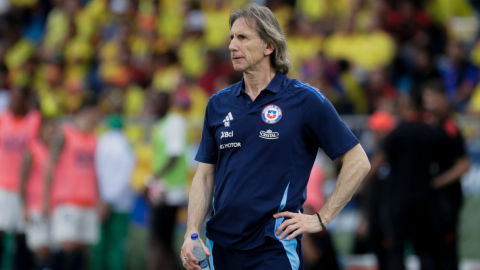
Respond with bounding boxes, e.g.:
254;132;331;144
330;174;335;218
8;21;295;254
0;0;479;269
1;0;480;119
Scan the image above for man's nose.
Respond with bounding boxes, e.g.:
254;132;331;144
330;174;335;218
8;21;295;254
229;38;238;52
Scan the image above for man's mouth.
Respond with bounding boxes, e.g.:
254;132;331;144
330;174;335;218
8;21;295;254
233;56;244;60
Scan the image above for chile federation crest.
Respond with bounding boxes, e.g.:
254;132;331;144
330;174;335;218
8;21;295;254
262;104;282;124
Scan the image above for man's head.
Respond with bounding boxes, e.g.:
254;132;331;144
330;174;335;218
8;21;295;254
228;4;291;74
397;86;424;120
39;117;57;145
446;40;464;64
422;80;449;117
76;94;101;132
149;91;171;118
9;85;31;116
0;64;7;88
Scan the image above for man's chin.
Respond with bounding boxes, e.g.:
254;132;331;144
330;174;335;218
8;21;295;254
232;64;247;72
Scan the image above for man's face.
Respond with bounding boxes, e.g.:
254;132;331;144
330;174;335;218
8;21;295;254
82;107;101;131
148;93;170;117
40;120;57;144
9;87;29;115
423;88;448;115
373;130;388;142
228;17;271;73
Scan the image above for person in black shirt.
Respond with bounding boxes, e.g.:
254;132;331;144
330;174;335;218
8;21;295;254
422;80;471;270
356;111;396;270
366;91;440;270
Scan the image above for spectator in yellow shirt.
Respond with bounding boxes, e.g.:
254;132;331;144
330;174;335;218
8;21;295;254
178;6;207;78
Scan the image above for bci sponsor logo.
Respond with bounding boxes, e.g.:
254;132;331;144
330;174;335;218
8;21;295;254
220;142;241;149
259;130;279;140
220;131;233;139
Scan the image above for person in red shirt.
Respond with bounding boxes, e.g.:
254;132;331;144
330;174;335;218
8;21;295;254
0;86;41;269
43;96;104;270
19;117;57;270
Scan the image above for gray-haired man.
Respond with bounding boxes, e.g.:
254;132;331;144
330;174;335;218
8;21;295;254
180;4;370;270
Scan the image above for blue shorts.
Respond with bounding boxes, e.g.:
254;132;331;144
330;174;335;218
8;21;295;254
206;236;304;270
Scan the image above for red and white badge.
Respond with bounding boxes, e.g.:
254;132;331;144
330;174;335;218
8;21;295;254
262;104;282;124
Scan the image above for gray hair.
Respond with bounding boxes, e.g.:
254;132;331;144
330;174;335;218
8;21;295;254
229;4;292;75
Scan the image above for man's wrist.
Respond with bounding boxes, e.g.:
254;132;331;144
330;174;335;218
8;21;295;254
315;212;327;231
184;229;200;240
318;211;332;227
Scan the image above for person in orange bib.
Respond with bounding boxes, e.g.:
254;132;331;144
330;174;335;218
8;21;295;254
0;86;41;269
43;96;103;270
19;117;57;270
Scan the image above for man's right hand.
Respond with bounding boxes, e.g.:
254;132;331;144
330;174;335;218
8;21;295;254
180;233;211;270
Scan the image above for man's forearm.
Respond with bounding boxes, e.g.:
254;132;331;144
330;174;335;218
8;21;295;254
359;152;386;191
319;144;370;225
155;156;179;179
185;163;215;238
434;156;471;188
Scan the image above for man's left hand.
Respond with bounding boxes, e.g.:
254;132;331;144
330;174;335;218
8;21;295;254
273;211;323;241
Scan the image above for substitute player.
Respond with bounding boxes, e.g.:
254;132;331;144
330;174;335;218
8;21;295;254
0;86;41;269
422;81;471;270
359;111;396;270
43;97;103;270
367;91;441;270
19;117;56;270
147;92;188;270
180;4;370;270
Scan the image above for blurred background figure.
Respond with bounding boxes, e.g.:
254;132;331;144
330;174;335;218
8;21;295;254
356;111;396;270
146;91;187;270
422;80;471;270
43;96;102;270
0;86;40;270
0;65;9;113
92;115;136;270
368;91;440;270
440;40;478;113
303;157;340;270
19;117;56;270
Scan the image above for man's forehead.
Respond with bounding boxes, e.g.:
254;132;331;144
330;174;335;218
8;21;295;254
230;17;257;35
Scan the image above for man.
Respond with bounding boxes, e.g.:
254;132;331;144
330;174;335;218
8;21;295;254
0;86;41;269
92;115;136;270
180;4;370;270
148;91;188;270
0;64;9;113
422;81;471;270
19;117;57;270
358;111;396;270
440;40;478;112
43;96;103;270
367;92;441;270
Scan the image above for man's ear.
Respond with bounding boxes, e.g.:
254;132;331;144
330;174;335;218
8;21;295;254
264;42;274;56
